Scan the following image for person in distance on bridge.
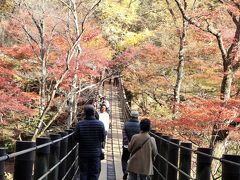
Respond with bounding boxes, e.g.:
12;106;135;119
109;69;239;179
101;96;110;112
98;104;110;148
121;111;140;180
127;118;158;180
74;105;105;180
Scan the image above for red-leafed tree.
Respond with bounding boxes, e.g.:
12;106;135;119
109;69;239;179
175;0;240;100
0;0;114;139
118;43;176;116
0;57;34;129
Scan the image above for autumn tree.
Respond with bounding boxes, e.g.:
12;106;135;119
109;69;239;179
175;0;240;100
119;43;176;117
0;55;35;141
0;0;113;139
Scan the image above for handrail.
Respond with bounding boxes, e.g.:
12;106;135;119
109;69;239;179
150;132;240;167
0;131;77;180
0;132;74;162
153;166;166;180
37;143;78;180
118;78;131;121
155;152;195;180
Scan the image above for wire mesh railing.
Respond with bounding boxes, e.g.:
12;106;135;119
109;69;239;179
118;78;240;180
0;129;79;180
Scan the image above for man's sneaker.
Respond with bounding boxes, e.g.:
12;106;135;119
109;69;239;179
123;173;128;180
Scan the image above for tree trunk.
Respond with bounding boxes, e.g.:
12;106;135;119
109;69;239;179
173;2;187;117
220;66;233;100
40;52;46;115
67;75;78;128
39;5;47;126
67;0;82;127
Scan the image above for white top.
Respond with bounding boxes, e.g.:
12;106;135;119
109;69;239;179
99;112;110;132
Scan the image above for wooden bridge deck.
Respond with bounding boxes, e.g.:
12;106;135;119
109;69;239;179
76;84;124;180
99;84;124;180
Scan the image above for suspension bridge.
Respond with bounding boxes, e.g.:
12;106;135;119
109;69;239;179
0;81;240;180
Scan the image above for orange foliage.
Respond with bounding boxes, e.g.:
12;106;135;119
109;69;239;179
0;44;34;59
156;97;240;146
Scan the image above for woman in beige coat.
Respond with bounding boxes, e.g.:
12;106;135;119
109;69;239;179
127;118;158;180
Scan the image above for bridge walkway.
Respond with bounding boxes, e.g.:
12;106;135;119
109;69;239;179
76;83;124;180
100;83;124;180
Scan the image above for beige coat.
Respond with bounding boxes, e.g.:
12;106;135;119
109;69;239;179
127;132;158;175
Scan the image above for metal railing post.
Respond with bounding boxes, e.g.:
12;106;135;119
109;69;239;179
65;129;74;180
58;132;68;179
153;132;161;180
167;139;180;180
73;143;79;179
222;154;240;180
48;134;61;180
70;127;78;178
179;142;192;180
159;135;170;180
0;148;6;180
34;137;50;180
13;141;36;180
196;148;212;180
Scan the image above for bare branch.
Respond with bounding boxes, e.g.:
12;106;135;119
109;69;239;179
227;9;239;25
174;0;228;60
165;0;177;23
57;0;72;10
33;0;102;138
22;25;38;44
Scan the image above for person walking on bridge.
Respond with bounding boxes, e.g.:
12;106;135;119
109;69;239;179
122;111;140;179
99;104;110;148
127;118;158;180
74;105;105;180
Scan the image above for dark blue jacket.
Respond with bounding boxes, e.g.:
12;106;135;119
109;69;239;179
122;119;140;146
74;115;105;158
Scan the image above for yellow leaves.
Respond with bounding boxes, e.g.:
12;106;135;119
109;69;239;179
98;0;157;51
117;29;153;50
83;35;113;62
99;0;139;23
0;0;14;14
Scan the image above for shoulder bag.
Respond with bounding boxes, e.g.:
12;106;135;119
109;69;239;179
131;137;150;156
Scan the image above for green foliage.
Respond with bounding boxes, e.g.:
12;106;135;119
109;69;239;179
2;138;15;153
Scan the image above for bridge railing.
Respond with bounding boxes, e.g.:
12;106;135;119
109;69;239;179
0;129;78;180
149;132;240;180
118;78;131;122
118;79;240;180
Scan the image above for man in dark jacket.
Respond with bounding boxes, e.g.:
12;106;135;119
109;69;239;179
121;111;140;179
74;105;105;180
